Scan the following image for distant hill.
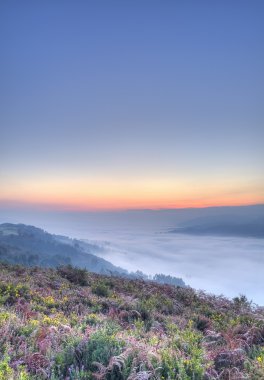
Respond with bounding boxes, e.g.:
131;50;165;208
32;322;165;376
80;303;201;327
0;223;185;286
169;214;264;238
0;223;134;276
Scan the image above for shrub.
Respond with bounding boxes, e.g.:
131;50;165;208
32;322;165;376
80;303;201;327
0;282;29;305
136;299;152;322
0;356;13;380
54;325;124;378
193;315;211;332
0;311;9;326
91;281;110;297
233;294;251;311
57;265;88;286
86;326;124;367
83;313;101;326
16;367;30;380
161;322;207;379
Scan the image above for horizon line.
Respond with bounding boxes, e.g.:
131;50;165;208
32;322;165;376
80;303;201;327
0;200;263;213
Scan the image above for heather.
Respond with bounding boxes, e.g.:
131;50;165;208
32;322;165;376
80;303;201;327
0;264;264;379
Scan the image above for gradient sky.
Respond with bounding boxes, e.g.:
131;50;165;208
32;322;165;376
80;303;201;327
1;1;264;210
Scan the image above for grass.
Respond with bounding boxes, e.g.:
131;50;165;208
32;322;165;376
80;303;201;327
0;262;263;379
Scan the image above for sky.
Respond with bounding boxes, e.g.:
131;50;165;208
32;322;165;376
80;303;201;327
1;1;264;211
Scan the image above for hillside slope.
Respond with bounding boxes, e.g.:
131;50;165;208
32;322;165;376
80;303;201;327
0;223;185;287
0;223;128;275
0;263;263;379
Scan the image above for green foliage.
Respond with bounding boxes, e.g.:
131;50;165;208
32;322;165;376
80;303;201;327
0;282;29;305
136;294;174;328
0;356;13;380
86;325;124;366
54;325;124;377
17;367;30;380
91;281;110;297
54;336;83;377
160;322;207;379
244;346;264;379
82;313;101;327
0;311;9;326
57;265;89;286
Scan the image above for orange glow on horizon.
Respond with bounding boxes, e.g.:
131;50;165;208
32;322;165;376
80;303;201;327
1;176;263;211
1;195;263;211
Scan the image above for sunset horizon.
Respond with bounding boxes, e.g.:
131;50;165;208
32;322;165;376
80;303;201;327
1;2;264;375
1;2;263;215
1;198;264;212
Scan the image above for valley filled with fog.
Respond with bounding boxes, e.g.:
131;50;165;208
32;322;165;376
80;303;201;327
92;231;264;305
1;206;263;305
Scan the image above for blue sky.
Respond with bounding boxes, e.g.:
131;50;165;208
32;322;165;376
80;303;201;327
1;1;263;209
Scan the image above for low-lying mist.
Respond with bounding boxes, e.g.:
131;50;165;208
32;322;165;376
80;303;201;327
1;205;263;304
90;231;264;305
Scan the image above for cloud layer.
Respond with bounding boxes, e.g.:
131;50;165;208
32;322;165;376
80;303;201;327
1;207;263;305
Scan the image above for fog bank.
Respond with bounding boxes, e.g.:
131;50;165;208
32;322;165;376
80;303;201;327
0;206;263;304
